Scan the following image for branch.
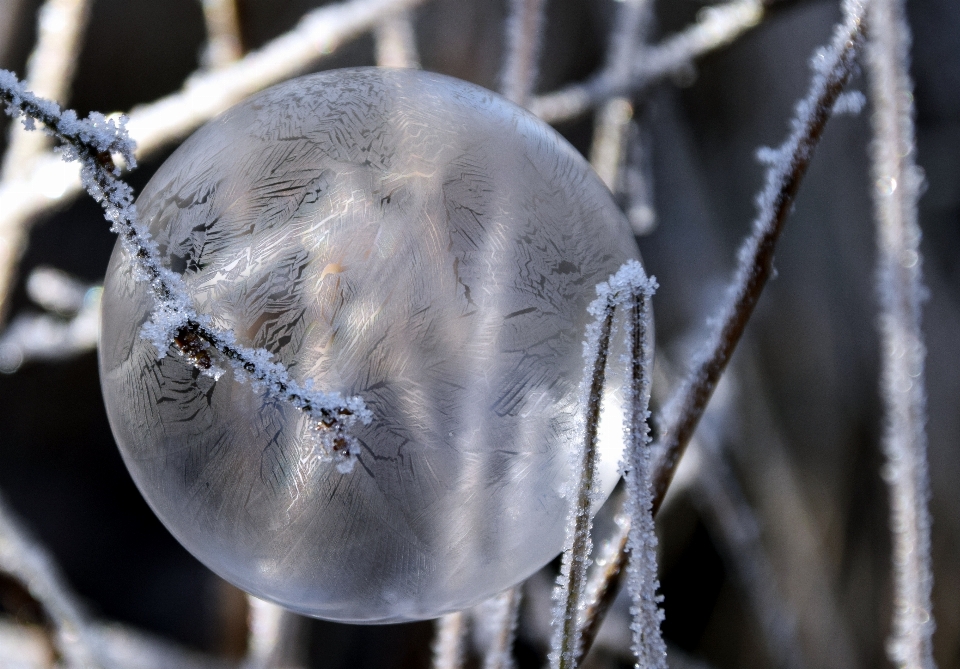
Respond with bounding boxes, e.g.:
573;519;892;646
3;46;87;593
500;0;547;106
0;492;112;668
0;70;372;473
530;0;764;123
571;1;869;660
431;612;466;669
866;0;936;666
200;0;244;69
550;260;656;669
374;8;420;68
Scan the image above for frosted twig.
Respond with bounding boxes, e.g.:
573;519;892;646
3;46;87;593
473;588;521;669
866;0;936;666
550;260;656;669
530;0;763;123
500;0;547;107
568;4;868;661
0;492;112;668
431;612;467;669
374;8;420;68
0;0;428;323
200;0;244;69
0;70;372;473
620;269;664;669
650;0;866;513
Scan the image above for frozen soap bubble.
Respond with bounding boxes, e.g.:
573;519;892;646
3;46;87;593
99;68;644;623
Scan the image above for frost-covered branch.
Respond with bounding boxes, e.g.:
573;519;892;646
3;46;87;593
569;3;868;661
866;0;936;666
550;260;657;669
431;611;466;669
500;0;547;107
650;0;867;511
530;0;763;123
0;492;112;668
0;0;427;321
374;8;420;68
0;70;372;472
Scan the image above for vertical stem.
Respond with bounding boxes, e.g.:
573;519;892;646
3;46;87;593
374;8;420;68
866;0;936;666
500;0;547;107
431;611;467;669
553;303;614;669
201;0;244;69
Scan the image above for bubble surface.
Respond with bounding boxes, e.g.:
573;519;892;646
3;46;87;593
99;68;643;622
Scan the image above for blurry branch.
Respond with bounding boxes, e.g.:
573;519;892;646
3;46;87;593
572;0;868;660
589;0;652;191
0;267;100;374
243;596;305;669
0;618;235;669
471;588;521;669
0;0;427;322
0;0;90;326
201;0;244;69
1;0;91;180
687;435;806;669
431;611;467;669
374;8;420;68
530;0;763;123
866;0;936;666
0;493;113;668
500;0;547;106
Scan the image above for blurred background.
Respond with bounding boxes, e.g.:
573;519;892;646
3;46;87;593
0;0;957;667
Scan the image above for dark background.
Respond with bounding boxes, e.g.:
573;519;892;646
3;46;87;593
0;0;958;667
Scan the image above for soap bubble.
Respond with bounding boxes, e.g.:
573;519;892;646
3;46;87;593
99;68;643;623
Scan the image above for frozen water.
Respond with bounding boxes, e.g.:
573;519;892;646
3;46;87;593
99;68;643;622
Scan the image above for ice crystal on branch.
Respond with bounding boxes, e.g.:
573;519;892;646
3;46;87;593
0;69;372;471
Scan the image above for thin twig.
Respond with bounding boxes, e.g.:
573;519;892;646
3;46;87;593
650;0;866;512
571;2;868;660
472;588;521;669
500;0;547;106
200;0;244;69
550;261;655;669
431;612;467;669
374;8;420;68
866;0;936;666
0;0;427;322
530;0;763;123
243;596;304;669
0;70;372;472
0;493;112;668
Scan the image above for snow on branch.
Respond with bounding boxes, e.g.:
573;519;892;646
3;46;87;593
650;0;867;513
566;1;869;660
866;0;936;666
550;260;657;669
0;70;372;473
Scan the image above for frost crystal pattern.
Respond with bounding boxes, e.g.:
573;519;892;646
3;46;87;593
99;68;642;622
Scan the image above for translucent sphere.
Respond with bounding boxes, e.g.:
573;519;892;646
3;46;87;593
99;68;643;623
